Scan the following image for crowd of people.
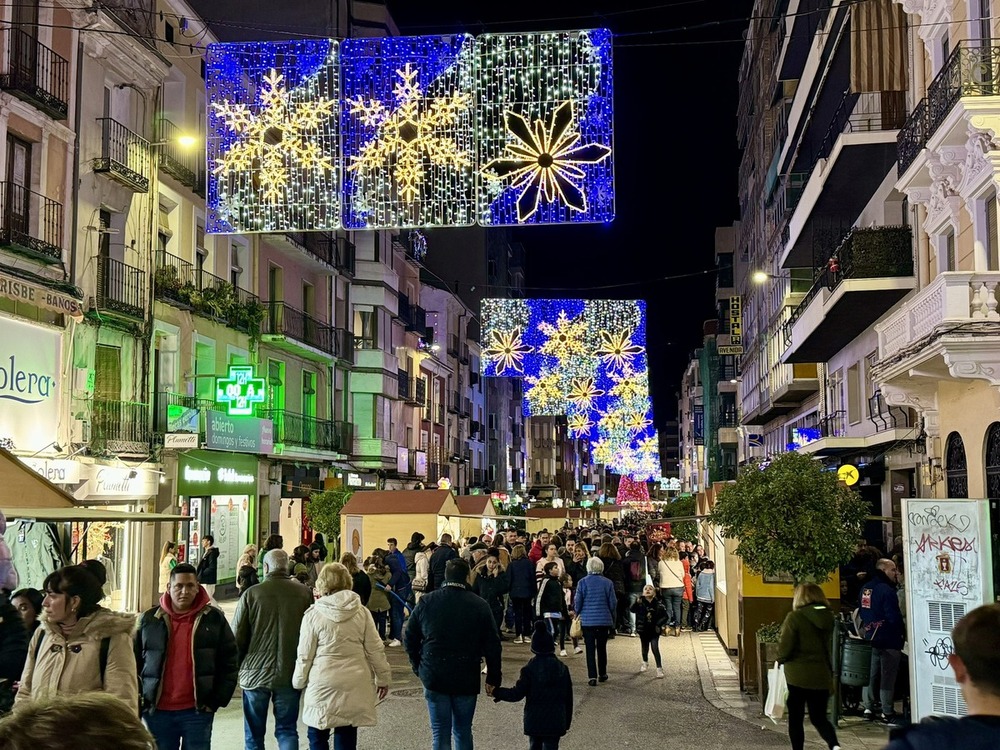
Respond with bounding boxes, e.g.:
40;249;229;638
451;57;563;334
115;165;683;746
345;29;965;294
0;521;997;750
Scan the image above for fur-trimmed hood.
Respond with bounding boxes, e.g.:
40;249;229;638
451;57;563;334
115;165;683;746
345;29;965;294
40;606;136;639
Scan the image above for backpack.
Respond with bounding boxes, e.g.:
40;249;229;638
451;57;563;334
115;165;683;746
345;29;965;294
34;632;112;682
628;559;643;582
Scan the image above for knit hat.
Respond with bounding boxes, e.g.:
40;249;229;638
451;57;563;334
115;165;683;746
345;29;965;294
530;620;555;655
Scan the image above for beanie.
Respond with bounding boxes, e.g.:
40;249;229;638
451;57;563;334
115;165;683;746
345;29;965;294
530;620;555;655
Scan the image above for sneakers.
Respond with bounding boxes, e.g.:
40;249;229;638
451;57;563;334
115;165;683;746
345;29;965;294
640;662;648;673
863;709;874;721
513;636;523;644
387;639;401;647
560;649;568;657
598;674;609;683
880;714;904;729
629;632;638;637
588;678;597;687
655;667;664;678
574;646;583;654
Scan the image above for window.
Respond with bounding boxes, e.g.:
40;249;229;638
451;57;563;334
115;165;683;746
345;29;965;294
194;341;215;402
986;192;999;270
230;242;246;289
984;423;1000;501
979;0;992;44
945;231;956;271
267;359;285;410
94;345;121;402
157;205;172;261
864;351;878;419
354;308;377;349
945;431;968;498
847;363;861;424
6;136;32;235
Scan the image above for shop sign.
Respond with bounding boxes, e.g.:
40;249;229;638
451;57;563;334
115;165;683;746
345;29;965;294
0;272;84;320
581;483;596;492
396;446;409;475
73;465;160;500
166;403;199;433
693;405;704;446
902;499;995;721
414;450;427;477
346;472;378;489
20;457;81;484
0;316;60;453
165;433;200;449
215;365;266;416
177;450;258;496
281;463;320;498
729;295;742;348
205;410;274;454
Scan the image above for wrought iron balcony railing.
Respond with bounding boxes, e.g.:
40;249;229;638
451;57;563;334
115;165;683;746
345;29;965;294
92;399;151;448
263;301;346;359
259;409;351;452
153;391;212;434
155;118;197;187
0;29;69;119
414;377;427;407
94;118;150;192
0;181;63;263
897;97;928;174
97;256;146;319
397;369;411;400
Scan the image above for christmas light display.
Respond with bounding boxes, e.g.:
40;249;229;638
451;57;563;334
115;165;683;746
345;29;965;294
616;475;650;504
206;40;340;233
481;298;658;480
476;30;615;226
204;30;614;231
342;35;476;228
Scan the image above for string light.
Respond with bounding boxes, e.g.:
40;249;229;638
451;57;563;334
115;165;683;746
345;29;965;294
481;298;659;480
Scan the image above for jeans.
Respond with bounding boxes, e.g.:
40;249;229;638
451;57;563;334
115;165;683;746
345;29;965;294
144;708;214;750
786;685;839;750
424;689;477;750
626;592;642;634
693;602;715;631
661;587;683;627
542;614;565;650
639;633;662;668
307;725;358;750
511;597;533;637
371;610;387;640
864;647;902;716
528;737;561;750
582;625;609;679
243;687;302;750
389;596;406;641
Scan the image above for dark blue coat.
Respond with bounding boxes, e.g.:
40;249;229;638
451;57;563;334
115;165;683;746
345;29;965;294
493;653;573;738
885;716;1000;750
858;571;904;649
427;545;457;591
507;558;536;599
386;550;411;596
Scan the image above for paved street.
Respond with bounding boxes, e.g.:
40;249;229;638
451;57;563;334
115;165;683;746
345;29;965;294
212;616;786;750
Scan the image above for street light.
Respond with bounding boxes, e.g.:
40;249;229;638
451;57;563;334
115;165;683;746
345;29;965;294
149;133;199;148
752;270;794;284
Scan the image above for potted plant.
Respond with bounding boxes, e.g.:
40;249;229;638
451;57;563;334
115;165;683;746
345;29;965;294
153;265;182;301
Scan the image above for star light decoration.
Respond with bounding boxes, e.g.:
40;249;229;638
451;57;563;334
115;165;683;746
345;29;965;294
206;40;340;233
477;30;615;226
481;298;660;481
342;35;476;229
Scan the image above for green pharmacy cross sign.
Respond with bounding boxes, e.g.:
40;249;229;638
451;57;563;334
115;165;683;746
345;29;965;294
215;365;266;416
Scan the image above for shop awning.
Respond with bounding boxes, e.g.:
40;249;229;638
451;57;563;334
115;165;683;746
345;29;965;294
0;447;76;509
2;507;192;523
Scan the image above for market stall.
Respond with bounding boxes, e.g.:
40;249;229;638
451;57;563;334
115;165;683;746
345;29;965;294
340;489;462;561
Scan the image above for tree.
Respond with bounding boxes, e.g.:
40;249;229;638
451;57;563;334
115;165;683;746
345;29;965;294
305;486;353;556
709;452;869;583
661;493;697;542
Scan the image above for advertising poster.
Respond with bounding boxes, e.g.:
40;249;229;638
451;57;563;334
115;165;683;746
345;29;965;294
902;499;994;720
212;495;248;582
345;515;364;560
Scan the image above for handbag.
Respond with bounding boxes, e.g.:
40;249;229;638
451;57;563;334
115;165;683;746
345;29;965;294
570;616;583;639
411;576;427;592
764;661;788;722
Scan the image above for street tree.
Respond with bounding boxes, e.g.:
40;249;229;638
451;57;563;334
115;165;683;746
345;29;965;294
709;451;869;583
305;486;353;557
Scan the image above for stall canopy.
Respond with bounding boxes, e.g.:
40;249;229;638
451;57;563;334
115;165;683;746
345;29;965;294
3;508;192;523
0;446;77;508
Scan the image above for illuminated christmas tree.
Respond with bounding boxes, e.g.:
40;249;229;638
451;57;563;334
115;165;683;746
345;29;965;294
616;475;649;504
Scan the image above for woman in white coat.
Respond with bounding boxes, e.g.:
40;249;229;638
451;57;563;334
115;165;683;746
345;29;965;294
293;562;392;750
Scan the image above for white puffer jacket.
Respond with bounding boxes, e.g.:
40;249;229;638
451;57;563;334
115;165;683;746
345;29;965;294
292;589;392;730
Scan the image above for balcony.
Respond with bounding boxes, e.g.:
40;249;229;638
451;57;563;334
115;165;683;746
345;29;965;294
436;404;445;424
268;231;353;273
462;398;472;417
781;90;905;268
0;182;63;263
94;118;150;193
152;391;212;435
460;343;470;364
153;252;263;334
0;29;69;119
91;399;151;454
396;369;410;400
97;256;145;319
408;304;426;334
448;391;460;414
413;378;427;407
398;373;426;407
262;302;350;362
783;226;915;363
155;118;196;188
897;98;928;175
259;409;351;453
876;271;1000;386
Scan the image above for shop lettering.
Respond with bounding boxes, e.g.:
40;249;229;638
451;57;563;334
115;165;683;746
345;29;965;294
183;466;212;482
0;355;55;404
95;468;136;494
217;467;254;484
0;276;82;317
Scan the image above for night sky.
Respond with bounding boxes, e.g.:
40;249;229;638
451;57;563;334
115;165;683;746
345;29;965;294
387;0;756;425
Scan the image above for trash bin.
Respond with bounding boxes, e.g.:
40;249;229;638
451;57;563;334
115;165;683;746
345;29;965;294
840;637;872;687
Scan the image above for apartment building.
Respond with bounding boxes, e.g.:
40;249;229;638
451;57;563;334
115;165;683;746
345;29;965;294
735;0;924;544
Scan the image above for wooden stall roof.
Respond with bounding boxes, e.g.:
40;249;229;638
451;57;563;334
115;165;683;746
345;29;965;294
0;447;75;509
455;496;493;516
341;489;456;515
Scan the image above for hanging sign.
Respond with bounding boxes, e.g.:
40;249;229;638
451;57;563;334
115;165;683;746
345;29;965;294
215;365;266;416
728;295;743;354
902;499;995;721
0;272;84;320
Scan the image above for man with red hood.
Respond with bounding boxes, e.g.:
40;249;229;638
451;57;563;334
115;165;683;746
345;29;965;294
134;562;239;749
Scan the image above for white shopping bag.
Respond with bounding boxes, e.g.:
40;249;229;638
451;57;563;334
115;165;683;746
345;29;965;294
764;661;787;722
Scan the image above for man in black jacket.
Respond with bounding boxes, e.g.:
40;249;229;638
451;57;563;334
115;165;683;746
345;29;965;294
134;563;238;750
427;533;457;592
0;590;27;713
404;558;501;749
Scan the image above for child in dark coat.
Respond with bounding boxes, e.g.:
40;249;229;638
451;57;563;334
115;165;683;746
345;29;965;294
492;620;574;749
630;584;668;677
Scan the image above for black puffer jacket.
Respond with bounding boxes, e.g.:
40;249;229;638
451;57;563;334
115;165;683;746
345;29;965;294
427;545;457;591
403;582;501;695
630;596;668;637
0;599;27;680
600;556;625;595
493;653;573;737
135;600;239;713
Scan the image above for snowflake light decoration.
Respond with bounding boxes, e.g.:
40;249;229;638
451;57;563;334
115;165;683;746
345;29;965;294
342;35;476;228
206;40;340;233
482;327;533;374
567;412;595;437
595;329;644;372
477;30;615;225
568;377;604;409
538;310;590;360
